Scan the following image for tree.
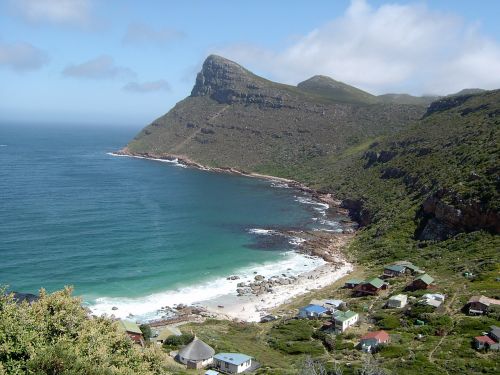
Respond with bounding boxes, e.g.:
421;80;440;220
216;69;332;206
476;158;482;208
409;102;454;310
140;324;152;342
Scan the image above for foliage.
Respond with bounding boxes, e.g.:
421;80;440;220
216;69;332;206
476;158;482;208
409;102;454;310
162;333;194;350
0;287;172;375
139;324;152;342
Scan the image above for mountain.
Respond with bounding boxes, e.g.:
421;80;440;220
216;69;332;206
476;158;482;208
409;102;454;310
124;55;426;171
377;93;438;106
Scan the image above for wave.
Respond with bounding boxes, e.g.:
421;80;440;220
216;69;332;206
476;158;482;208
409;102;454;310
107;152;187;168
87;251;326;321
248;228;278;235
0;144;7;147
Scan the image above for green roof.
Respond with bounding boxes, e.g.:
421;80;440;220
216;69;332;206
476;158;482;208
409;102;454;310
415;274;434;285
405;264;420;272
346;279;363;285
385;264;406;272
367;277;385;288
118;320;142;335
334;310;358;322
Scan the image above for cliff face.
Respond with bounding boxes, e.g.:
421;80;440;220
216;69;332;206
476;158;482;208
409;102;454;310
126;55;425;171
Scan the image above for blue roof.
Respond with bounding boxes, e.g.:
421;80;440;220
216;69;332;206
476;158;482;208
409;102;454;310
214;353;252;366
205;371;219;375
301;304;328;313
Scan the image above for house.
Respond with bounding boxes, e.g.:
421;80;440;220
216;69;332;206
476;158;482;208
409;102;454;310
466;295;500;315
387;294;408;309
354;278;388;296
153;326;179;345
421;293;445;308
298;304;328;319
213;353;253;374
177;336;215;369
474;336;498;351
393;261;421;274
360;330;390;352
408;274;435;290
383;264;406;278
489;326;500;342
333;310;359;333
117;320;144;346
309;299;345;312
345;279;363;289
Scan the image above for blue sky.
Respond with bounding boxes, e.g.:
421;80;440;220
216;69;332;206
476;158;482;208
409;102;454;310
1;0;500;126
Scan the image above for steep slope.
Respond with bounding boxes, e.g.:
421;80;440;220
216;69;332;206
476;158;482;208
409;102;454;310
125;55;425;170
377;93;438;106
296;75;378;104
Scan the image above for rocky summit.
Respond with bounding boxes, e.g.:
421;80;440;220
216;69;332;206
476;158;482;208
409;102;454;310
124;55;426;171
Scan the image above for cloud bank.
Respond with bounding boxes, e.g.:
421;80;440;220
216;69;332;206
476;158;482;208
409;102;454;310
62;55;135;80
12;0;92;26
123;23;185;46
0;40;48;72
123;80;171;93
217;0;500;95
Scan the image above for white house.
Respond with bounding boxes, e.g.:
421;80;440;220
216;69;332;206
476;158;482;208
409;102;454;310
213;353;253;374
333;310;359;333
421;293;445;308
387;294;408;308
298;304;328;319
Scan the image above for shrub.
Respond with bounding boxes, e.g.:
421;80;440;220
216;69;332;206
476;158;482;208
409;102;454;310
163;333;194;349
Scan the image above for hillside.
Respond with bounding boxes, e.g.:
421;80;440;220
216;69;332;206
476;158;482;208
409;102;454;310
124;55;425;170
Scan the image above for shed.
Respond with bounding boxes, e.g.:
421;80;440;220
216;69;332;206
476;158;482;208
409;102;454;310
177;336;215;369
474;336;498;350
298;304;328;319
409;274;434;290
467;295;500;315
421;293;445;308
117;320;144;346
354;278;388;296
387;294;407;308
383;264;406;277
213;353;253;374
360;330;390;352
345;279;363;289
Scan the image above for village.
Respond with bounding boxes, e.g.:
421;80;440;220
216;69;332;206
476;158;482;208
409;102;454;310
111;260;500;374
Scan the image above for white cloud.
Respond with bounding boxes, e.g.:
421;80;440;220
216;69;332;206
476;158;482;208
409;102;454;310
123;80;171;93
12;0;92;26
62;55;135;80
0;40;48;72
216;0;500;95
123;23;185;46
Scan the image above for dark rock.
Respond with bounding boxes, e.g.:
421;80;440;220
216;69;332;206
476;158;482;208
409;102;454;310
381;167;406;179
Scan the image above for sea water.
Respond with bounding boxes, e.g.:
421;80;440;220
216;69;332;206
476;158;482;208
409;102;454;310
0;123;343;320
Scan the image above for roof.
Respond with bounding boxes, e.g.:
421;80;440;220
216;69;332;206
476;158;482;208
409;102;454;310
366;277;385;289
205;370;219;375
468;295;500;306
385;264;406;272
346;279;363;285
324;299;344;307
361;330;390;342
389;294;407;301
334;310;358;322
414;274;434;285
475;336;495;345
490;326;500;337
118;320;142;335
301;304;328;314
214;353;252;366
423;298;442;308
405;264;420;272
178;337;215;361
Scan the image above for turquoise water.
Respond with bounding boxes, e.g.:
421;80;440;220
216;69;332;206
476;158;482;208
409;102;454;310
0;124;338;317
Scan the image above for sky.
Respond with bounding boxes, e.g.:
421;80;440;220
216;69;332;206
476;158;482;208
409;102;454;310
1;0;500;126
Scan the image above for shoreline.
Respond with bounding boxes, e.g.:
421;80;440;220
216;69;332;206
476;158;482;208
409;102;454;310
105;149;356;323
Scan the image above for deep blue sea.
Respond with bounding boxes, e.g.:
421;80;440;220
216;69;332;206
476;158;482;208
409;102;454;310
0;123;341;319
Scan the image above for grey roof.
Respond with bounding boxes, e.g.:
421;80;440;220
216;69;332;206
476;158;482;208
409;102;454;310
385;264;406;272
178;337;215;361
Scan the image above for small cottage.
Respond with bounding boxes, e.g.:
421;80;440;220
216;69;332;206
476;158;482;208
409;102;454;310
213;353;253;374
387;294;408;309
383;264;406;278
298;304;328;319
177;336;215;369
360;330;390;352
474;336;498;351
489;326;500;342
354;278;388;296
393;261;421;274
117;320;144;346
466;295;500;315
409;274;434;290
333;310;359;333
345;279;363;289
421;293;445;308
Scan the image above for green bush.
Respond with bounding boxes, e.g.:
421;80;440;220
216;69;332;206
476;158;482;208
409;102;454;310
140;324;152;341
163;333;194;349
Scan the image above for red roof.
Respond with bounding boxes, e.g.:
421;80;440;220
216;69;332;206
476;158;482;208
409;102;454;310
361;330;390;342
474;336;495;345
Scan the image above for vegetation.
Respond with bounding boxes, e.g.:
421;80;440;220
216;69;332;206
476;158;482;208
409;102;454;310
0;287;174;374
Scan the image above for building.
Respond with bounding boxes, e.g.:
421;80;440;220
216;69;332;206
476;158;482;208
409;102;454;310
474;336;498;351
177;336;215;369
387;294;408;308
383;264;406;277
409;274;435;290
309;299;345;312
205;370;219;375
421;293;445;308
333;310;359;333
354;278;388;296
213;353;253;374
360;330;390;352
116;320;144;346
489;326;500;342
298;304;328;319
466;295;500;315
393;261;421;274
345;279;363;289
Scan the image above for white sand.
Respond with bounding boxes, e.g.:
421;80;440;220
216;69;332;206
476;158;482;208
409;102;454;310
201;256;353;322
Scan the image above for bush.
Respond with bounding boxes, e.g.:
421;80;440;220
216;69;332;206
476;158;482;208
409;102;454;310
379;344;408;358
140;324;152;341
163;333;194;349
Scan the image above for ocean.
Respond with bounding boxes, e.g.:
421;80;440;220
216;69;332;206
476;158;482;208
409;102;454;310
0;123;343;320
